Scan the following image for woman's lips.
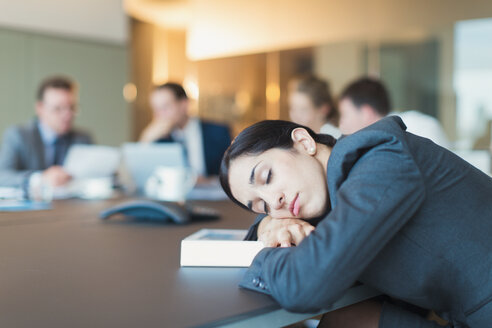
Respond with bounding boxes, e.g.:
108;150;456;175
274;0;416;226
290;193;300;216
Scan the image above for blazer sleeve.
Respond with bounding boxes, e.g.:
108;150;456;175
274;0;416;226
0;127;33;188
239;138;426;313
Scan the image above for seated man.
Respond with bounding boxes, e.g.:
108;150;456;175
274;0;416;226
0;76;93;189
338;77;451;148
140;82;231;179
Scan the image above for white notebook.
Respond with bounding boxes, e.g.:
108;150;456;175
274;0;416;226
180;229;264;267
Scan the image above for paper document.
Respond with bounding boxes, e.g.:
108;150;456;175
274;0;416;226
180;229;264;267
0;187;23;200
64;145;120;179
0;200;51;212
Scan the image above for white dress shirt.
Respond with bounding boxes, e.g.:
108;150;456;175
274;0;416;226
320;122;342;139
396;111;451;149
171;118;206;176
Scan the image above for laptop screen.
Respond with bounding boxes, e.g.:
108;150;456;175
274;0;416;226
122;142;186;193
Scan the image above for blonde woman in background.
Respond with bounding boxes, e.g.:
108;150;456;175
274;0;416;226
288;76;342;138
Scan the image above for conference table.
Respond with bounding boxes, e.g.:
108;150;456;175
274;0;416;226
0;197;379;327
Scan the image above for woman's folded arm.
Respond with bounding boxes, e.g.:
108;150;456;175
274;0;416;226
240;141;426;312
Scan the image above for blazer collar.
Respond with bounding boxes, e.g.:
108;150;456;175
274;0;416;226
30;119;46;169
326;116;407;208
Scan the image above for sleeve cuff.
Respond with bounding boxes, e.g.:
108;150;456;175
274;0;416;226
23;171;41;198
239;247;273;295
239;246;291;296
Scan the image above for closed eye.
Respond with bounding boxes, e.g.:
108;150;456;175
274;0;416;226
266;169;272;184
263;201;269;215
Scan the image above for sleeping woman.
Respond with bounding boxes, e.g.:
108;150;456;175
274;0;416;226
219;116;492;327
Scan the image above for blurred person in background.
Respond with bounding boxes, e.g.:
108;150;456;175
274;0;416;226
288;76;341;138
0;76;92;189
472;120;492;151
140;82;231;181
338;77;451;148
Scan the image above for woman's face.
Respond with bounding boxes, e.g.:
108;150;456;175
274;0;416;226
228;131;330;219
289;91;328;132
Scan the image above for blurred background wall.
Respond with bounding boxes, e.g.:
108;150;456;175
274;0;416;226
126;0;492;150
0;0;491;151
0;0;130;146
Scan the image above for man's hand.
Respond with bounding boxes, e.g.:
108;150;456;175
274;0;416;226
139;119;175;143
42;166;72;187
257;216;315;247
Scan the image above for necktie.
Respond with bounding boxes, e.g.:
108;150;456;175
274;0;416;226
53;137;65;166
178;139;190;168
171;132;190;168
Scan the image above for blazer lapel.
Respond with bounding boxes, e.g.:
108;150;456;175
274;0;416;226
200;121;212;175
31;120;47;169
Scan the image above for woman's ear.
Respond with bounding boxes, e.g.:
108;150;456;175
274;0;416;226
291;128;317;155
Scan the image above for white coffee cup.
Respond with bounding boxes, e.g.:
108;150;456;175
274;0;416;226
27;172;54;202
145;166;197;202
77;177;114;200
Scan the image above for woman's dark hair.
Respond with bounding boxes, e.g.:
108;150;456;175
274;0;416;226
292;76;339;125
219;120;337;211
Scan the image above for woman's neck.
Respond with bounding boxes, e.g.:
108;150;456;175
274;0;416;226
315;144;332;172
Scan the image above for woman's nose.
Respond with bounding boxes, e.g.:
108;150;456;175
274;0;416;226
267;192;285;211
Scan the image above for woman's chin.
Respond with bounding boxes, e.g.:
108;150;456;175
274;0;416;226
309;204;329;219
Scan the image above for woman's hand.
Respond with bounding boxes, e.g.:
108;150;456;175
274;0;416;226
257;216;315;247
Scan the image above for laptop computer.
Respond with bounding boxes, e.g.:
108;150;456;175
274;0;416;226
122;142;186;194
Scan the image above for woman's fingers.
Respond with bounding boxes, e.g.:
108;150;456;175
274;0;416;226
277;229;292;247
287;223;306;245
302;224;315;237
258;217;316;247
261;236;278;247
286;220;315;245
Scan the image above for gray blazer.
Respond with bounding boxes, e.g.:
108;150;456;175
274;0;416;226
0;119;92;188
241;116;492;327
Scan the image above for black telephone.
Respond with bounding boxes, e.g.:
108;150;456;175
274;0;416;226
99;200;220;224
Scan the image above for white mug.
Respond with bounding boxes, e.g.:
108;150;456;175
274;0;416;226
145;166;197;202
76;177;114;200
27;172;54;202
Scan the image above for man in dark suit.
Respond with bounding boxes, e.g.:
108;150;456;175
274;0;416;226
0;76;92;189
139;82;231;179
